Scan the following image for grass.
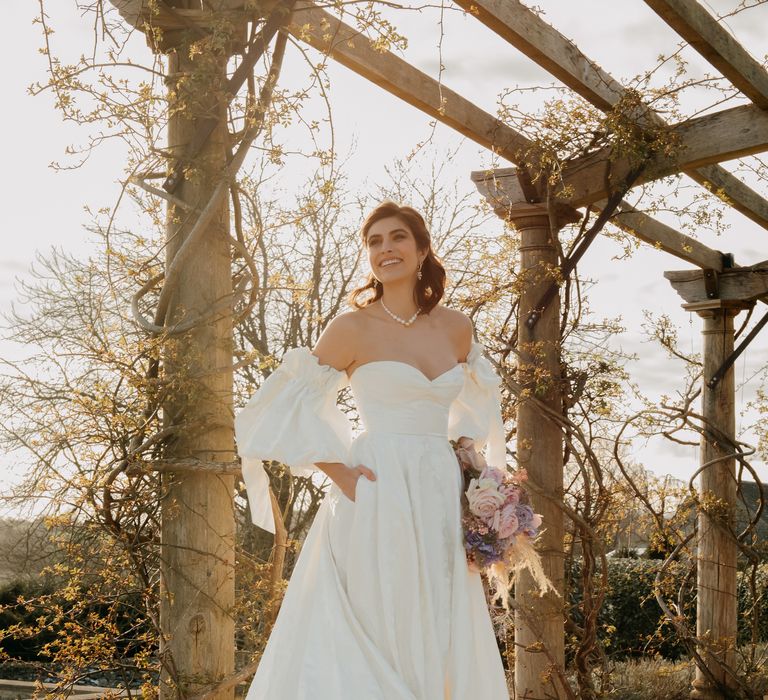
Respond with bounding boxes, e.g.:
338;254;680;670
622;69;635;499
606;656;695;699
503;644;768;699
607;648;768;699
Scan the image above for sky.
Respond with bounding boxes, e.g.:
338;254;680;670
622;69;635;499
1;0;767;518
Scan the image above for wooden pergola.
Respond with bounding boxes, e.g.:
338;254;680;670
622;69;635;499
110;1;768;698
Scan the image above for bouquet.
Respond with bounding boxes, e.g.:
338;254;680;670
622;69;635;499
450;436;558;609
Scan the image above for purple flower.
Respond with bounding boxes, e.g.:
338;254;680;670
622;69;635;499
516;504;535;531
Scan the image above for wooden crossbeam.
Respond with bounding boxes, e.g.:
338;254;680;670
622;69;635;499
533;103;768;208
453;0;768;230
473;99;768;227
665;261;768;303
645;0;768;110
454;0;630;113
605;200;726;271
687;164;768;231
286;2;736;271
111;0;270;31
472;167;727;270
289;3;534;173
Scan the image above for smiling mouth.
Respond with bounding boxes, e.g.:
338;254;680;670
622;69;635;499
379;259;402;268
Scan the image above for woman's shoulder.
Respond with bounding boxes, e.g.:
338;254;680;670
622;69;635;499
310;311;363;374
434;303;472;330
325;308;370;336
432;304;474;351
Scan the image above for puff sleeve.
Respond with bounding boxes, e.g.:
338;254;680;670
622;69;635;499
447;340;507;468
234;346;353;534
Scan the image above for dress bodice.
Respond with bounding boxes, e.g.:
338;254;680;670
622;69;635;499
349;361;465;437
235;340;508;534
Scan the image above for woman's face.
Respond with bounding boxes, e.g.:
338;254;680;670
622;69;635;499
366;215;425;284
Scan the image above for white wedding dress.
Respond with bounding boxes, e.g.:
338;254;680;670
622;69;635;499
235;340;509;699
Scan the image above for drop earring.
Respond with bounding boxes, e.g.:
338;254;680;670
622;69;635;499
417;260;423;280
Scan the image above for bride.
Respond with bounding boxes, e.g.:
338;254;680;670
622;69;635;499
235;201;510;699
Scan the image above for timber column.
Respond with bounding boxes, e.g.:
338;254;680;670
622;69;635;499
158;29;236;700
665;262;768;699
508;201;568;699
685;301;745;700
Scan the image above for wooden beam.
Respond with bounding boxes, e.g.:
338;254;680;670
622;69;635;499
645;0;768;110
665;261;768;303
453;0;768;230
665;271;758;700
453;0;629;113
481;103;768;209
471;168;726;270
110;0;268;30
289;2;534;171
686;164;768;231
160;41;236;700
606;201;727;271
290;1;745;271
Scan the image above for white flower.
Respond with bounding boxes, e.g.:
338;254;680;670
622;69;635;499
466;477;506;524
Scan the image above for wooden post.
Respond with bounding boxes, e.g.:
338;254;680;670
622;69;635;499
664;266;766;698
158;39;236;700
685;301;744;700
507;201;568;699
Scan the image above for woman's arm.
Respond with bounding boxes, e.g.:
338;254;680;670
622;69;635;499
311;312;376;500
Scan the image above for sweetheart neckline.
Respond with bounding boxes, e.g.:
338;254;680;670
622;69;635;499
348;360;466;384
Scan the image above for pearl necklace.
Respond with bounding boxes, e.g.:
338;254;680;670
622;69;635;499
381;299;421;326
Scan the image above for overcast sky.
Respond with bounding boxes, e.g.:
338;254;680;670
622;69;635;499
2;0;767;519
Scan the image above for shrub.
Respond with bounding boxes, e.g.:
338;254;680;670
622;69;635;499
0;579;57;661
737;562;768;646
568;559;768;661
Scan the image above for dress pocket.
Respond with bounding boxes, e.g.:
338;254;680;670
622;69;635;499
352;474;364;503
353;473;376;504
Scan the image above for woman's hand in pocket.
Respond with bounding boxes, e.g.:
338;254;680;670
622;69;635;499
338;463;377;503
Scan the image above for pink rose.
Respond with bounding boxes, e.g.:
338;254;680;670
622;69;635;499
497;503;520;538
499;484;520;506
466;477;506;524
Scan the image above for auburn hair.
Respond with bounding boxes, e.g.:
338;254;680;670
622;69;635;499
347;201;447;315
